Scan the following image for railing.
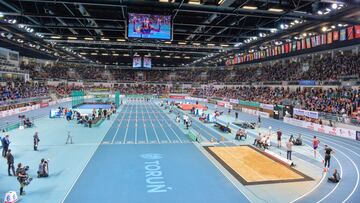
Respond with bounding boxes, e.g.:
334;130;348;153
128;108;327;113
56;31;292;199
0;111;49;132
0;96;50;106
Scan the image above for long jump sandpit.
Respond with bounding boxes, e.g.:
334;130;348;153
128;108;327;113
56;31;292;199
204;145;313;185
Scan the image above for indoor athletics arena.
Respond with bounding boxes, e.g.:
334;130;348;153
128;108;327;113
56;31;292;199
0;0;360;203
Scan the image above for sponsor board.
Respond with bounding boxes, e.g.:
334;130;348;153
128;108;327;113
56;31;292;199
169;95;186;99
283;117;356;140
242;107;270;118
229;99;239;104
184;96;208;103
0;97;71;118
260;103;274;110
40;102;49;108
293;108;319;119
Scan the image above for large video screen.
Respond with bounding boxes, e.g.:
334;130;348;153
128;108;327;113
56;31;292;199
128;13;172;40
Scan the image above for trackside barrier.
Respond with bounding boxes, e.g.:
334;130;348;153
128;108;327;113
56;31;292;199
187;129;199;142
283;117;357;140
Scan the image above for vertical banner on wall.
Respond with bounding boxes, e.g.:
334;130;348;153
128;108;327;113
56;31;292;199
333;30;339;41
143;57;152;69
347;26;354;40
132;57;142;68
340;29;346;41
355;25;360;38
327;32;333;44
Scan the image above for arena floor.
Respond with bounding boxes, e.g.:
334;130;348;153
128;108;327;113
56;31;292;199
0;99;359;203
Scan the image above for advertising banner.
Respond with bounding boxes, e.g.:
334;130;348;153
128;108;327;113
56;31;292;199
284;117;356;140
229;99;239;104
260;103;274;110
169;95;186;99
293;108;318;119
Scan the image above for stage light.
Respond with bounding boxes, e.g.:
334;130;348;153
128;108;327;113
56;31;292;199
331;3;338;9
192;42;201;46
317;10;323;15
116;38;125;42
321;26;327;32
268;8;283;12
50;36;61;39
84;37;94;40
234;42;243;47
178;42;187;45
270;28;277;33
101;38;110;41
242;6;258;10
207;43;215;46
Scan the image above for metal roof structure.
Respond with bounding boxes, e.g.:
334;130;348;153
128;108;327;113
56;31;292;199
0;0;359;67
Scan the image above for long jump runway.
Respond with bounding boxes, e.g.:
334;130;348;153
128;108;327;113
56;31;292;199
63;101;249;203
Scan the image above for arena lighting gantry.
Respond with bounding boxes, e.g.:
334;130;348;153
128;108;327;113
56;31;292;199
0;0;359;67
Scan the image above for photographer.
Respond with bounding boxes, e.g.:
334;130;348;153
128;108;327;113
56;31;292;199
16;163;32;196
33;132;40;151
6;149;16;176
37;159;49;178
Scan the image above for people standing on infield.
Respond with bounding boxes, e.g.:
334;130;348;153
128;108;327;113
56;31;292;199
277;129;282;148
324;144;334;172
33;132;40;151
286;139;293;160
313;136;320;158
6;149;16;176
1;134;10;157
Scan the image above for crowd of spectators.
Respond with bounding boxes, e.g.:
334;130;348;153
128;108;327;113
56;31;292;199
19;52;360;83
191;86;360;116
0;81;48;102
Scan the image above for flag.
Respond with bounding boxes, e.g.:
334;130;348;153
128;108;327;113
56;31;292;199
301;39;306;49
292;42;297;51
321;34;327;44
316;35;321;45
347;26;354;40
333;31;339;41
297;41;301;50
327;32;333;44
306;38;311;48
311;36;316;47
285;43;289;53
355;25;360;38
340;29;346;41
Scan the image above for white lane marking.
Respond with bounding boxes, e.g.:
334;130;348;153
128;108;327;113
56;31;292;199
144;102;160;143
111;104;128;144
123;104;134;144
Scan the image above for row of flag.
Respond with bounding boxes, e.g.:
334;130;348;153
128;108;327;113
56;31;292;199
226;25;360;66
